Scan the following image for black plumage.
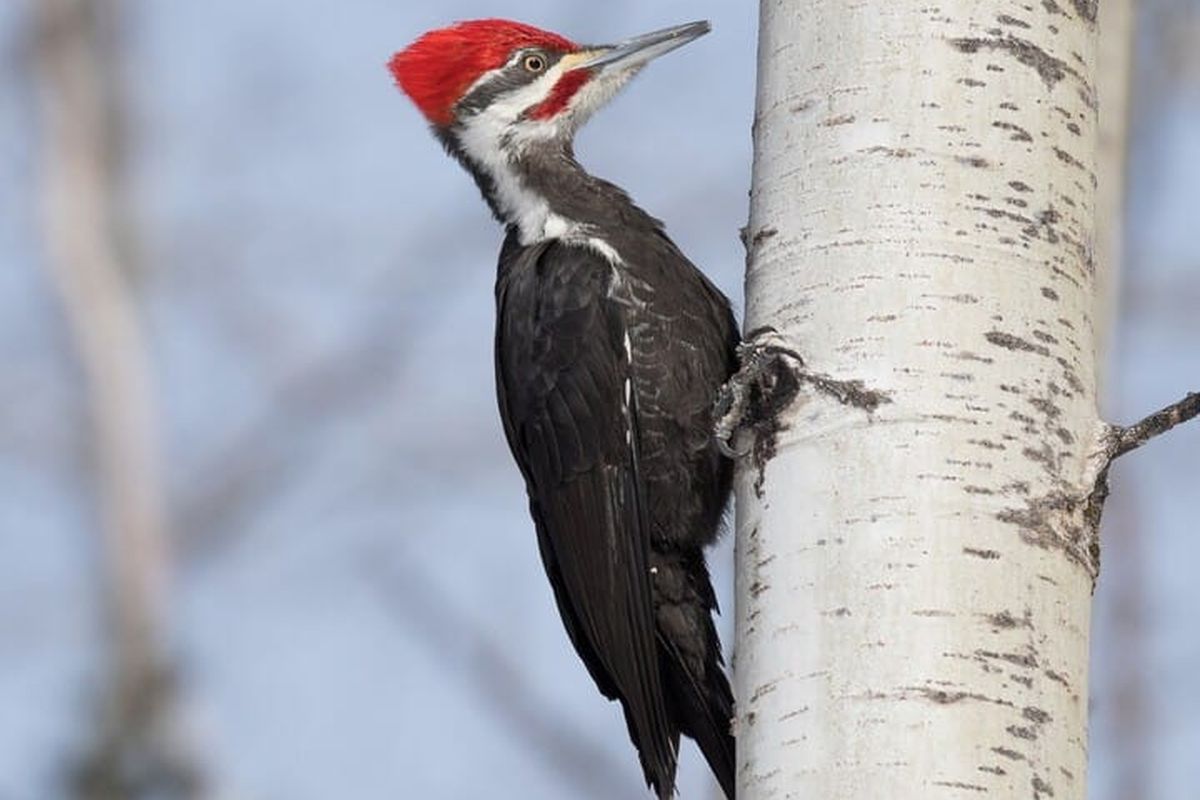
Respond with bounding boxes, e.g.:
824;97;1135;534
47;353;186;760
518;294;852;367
492;150;739;799
391;18;738;797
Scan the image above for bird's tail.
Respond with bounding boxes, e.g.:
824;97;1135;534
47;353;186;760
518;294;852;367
661;627;736;799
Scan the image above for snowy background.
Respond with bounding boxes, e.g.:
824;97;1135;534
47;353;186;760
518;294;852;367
1;1;1197;798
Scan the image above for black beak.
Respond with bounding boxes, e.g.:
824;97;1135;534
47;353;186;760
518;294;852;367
579;21;711;73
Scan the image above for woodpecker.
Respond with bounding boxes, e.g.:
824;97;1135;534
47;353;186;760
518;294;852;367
390;20;738;799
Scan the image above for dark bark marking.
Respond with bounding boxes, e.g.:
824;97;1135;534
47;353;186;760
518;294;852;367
1032;330;1058;344
1043;669;1070;689
749;681;778;703
996;490;1095;575
1040;286;1059;300
985;330;1051;357
983;610;1031;629
800;371;892;411
964;547;1002;560
993;120;1034;142
1006;724;1038;740
914;687;1013;707
863;145;915;158
1023;706;1051;724
820;113;856;127
933;781;989;792
948;34;1081;90
992;746;1025;761
957;155;992;168
740;225;778;253
1033;775;1057;798
976;204;1034;224
1069;0;1098;25
952;350;995;365
1052;146;1085;171
1028;396;1062;419
997;14;1032;28
975;648;1038;669
777;707;808;722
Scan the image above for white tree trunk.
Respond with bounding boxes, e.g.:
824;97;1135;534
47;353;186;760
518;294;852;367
735;2;1102;797
38;0;169;685
37;1;204;795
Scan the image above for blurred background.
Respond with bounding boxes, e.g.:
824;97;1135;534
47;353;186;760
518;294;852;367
0;0;1196;798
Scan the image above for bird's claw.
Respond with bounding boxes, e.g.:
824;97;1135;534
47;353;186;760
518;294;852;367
712;326;804;458
713;379;751;458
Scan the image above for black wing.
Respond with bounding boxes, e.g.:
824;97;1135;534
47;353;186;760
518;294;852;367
494;233;678;793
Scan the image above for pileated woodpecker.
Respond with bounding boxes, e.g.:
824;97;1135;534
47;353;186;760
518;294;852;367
390;20;738;799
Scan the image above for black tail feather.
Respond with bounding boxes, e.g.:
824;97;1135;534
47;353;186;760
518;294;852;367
661;639;736;799
619;702;680;800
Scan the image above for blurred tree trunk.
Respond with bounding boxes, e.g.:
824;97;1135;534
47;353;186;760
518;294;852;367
34;0;202;796
1093;1;1147;799
1095;0;1135;375
734;2;1103;797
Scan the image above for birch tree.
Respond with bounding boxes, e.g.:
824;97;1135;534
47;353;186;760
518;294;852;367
722;1;1198;797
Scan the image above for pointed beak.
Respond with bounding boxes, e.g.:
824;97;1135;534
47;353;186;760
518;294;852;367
577;20;711;73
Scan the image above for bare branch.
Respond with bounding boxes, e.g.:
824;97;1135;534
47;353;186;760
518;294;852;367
173;215;481;561
1109;392;1200;460
365;554;637;799
1081;392;1200;576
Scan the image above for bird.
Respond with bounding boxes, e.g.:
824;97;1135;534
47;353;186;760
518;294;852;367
389;19;739;799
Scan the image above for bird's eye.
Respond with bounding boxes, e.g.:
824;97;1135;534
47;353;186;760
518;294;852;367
523;54;547;73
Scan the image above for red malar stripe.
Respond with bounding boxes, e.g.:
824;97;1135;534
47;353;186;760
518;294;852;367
528;69;591;120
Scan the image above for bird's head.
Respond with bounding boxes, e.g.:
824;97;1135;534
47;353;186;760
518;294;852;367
389;18;710;163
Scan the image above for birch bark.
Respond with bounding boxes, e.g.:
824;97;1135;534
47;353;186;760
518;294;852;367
735;2;1102;797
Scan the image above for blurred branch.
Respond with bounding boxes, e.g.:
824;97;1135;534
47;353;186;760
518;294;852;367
1095;0;1135;389
1100;489;1149;800
173;214;478;562
173;325;398;561
366;554;639;800
34;0;204;796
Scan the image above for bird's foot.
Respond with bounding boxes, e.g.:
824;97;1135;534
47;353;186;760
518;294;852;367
713;326;804;458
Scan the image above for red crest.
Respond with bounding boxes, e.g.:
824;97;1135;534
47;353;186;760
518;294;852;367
389;19;579;126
